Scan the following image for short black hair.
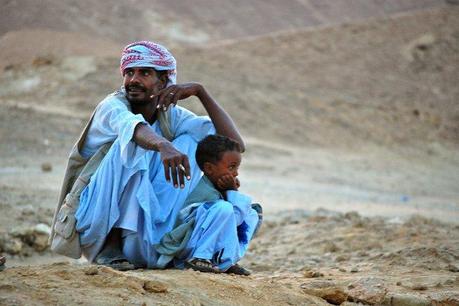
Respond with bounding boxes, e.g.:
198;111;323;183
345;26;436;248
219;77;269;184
196;135;241;171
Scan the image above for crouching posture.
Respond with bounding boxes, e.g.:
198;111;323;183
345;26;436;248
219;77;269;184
156;135;262;275
49;41;258;271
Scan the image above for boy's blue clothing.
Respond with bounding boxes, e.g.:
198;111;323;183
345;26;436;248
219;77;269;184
155;175;259;271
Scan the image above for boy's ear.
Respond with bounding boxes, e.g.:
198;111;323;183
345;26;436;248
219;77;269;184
203;162;214;175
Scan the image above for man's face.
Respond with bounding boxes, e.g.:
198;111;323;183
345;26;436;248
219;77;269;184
123;67;165;105
205;150;241;184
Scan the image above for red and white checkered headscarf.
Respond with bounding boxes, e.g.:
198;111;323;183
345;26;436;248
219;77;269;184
120;41;177;86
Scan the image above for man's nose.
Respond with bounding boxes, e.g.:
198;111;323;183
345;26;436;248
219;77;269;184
129;72;140;83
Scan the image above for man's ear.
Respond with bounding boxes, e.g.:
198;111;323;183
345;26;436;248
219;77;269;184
203;162;214;175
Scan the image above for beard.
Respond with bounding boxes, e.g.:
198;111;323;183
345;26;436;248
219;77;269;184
125;84;151;105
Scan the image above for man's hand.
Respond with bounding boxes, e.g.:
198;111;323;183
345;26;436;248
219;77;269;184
151;83;203;112
216;174;240;191
158;142;191;188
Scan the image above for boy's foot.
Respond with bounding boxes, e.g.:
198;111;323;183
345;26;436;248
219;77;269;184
185;258;220;273
225;264;251;276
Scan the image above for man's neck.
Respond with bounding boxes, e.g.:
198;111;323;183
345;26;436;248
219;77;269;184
130;102;157;124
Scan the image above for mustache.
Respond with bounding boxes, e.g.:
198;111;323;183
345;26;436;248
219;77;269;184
126;84;146;91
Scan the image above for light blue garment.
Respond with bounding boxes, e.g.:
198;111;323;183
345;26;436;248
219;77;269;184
177;190;259;271
75;93;216;268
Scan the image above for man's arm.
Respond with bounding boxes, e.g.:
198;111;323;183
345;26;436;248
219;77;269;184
155;83;245;152
133;123;191;188
196;86;245;152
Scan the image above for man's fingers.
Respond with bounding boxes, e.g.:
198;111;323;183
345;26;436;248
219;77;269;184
178;166;185;188
170;162;178;188
163;160;171;182
163;91;175;111
171;92;180;106
156;88;171;110
181;156;191;180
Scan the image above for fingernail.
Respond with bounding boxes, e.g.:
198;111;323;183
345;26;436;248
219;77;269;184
187;176;191;180
156;104;161;109
163;106;167;111
174;184;178;188
180;184;185;189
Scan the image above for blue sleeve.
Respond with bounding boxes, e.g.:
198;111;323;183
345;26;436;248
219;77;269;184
226;191;252;226
82;95;148;166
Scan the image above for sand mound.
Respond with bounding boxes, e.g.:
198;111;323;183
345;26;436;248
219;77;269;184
0;30;121;71
1;211;458;305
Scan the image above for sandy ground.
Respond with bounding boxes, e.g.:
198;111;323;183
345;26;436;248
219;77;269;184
0;6;458;306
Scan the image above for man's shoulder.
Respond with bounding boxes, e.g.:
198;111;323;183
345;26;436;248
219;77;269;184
95;91;130;113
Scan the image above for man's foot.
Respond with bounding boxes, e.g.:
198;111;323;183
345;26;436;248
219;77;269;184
94;248;135;271
184;258;220;273
225;264;251;276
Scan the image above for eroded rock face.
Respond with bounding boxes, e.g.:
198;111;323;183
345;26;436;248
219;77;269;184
301;280;348;305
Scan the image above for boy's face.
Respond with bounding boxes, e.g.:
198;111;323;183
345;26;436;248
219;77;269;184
204;150;241;185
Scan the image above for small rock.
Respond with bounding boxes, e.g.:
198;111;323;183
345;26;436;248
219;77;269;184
447;264;459;272
339;268;347;272
34;224;51;235
84;266;99;275
303;270;323;278
335;254;350;262
385;293;430;306
322;241;340;253
4;239;23;254
411;284;428;291
41;162;53;172
350;266;359;273
21;205;35;216
143;280;168;293
347;277;387;305
344;211;361;221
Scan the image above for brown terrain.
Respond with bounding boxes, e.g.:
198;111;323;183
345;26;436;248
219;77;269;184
0;2;458;305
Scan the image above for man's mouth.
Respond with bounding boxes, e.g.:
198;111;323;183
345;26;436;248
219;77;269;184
127;86;146;93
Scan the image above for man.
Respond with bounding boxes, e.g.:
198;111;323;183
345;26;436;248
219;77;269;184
54;41;252;270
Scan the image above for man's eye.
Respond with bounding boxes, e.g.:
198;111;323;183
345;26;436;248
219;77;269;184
142;71;150;76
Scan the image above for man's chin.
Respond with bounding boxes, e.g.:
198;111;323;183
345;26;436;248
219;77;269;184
126;93;149;104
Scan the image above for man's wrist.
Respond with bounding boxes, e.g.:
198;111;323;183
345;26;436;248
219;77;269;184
195;84;207;101
156;140;172;152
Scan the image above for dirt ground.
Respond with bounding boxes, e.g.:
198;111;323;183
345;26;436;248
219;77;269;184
0;6;458;306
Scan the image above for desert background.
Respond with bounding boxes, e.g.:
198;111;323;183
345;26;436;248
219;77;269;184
0;1;458;305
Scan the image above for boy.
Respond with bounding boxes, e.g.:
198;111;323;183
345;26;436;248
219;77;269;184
155;135;262;275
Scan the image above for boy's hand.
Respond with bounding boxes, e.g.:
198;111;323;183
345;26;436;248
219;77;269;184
217;174;239;191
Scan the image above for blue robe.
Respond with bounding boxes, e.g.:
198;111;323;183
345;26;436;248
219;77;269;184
155;175;260;271
75;92;216;268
